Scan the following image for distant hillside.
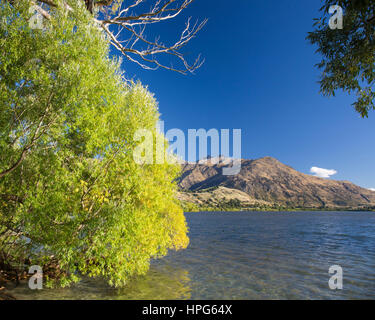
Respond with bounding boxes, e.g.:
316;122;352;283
178;157;375;211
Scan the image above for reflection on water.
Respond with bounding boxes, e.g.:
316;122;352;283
9;264;191;300
8;212;375;300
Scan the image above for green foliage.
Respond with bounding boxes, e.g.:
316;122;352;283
180;200;200;213
307;0;375;117
0;1;188;287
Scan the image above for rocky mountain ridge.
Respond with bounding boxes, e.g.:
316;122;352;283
178;157;375;210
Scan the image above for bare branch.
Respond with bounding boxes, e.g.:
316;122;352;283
32;0;206;74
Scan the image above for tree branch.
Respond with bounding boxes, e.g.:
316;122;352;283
0;94;54;179
32;0;206;74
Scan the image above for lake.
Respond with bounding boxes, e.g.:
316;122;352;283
8;211;375;300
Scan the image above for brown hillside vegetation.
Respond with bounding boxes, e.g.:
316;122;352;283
179;157;375;209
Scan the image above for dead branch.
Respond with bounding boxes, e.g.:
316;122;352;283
33;0;206;74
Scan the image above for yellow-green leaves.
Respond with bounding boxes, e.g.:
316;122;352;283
0;1;187;288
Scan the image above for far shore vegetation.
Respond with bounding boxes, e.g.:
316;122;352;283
180;187;375;213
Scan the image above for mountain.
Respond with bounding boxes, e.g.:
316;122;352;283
178;157;375;210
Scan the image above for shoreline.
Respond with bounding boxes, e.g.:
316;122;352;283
0;289;16;300
184;208;375;213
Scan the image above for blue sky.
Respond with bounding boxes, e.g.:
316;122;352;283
118;0;375;189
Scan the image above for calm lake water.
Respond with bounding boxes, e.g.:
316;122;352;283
8;211;375;300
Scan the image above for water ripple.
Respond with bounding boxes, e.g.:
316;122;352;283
8;211;375;300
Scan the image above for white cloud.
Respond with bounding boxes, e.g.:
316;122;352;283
368;188;375;192
310;167;338;179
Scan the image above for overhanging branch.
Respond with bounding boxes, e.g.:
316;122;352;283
33;0;206;74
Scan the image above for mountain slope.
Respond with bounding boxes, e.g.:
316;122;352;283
179;157;375;209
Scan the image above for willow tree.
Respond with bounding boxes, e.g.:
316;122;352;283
307;0;375;117
0;1;188;287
